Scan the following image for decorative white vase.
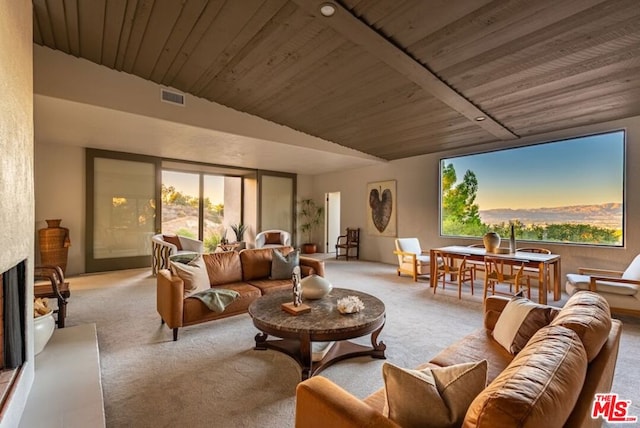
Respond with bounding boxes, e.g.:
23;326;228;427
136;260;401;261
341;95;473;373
33;312;55;356
301;275;333;299
483;232;501;253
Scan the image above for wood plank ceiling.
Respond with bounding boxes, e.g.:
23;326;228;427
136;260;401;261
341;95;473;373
33;0;640;160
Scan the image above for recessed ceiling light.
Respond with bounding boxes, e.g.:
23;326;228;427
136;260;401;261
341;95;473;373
320;3;336;17
474;116;486;121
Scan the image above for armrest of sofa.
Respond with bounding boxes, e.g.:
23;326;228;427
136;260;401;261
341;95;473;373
157;269;185;329
295;377;399;428
300;257;325;277
565;319;622;428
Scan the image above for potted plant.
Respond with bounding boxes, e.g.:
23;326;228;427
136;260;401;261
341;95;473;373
230;223;247;250
298;198;323;254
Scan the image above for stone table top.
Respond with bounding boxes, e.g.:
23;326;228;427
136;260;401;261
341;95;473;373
248;288;385;336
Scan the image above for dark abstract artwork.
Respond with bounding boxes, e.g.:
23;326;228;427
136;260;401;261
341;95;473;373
367;180;396;236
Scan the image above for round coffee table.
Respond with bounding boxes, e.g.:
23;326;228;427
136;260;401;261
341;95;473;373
248;288;386;380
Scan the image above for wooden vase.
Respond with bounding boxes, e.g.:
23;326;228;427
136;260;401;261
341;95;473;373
38;219;71;275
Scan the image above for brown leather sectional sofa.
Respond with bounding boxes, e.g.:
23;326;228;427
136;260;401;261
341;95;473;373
295;291;621;428
157;247;325;340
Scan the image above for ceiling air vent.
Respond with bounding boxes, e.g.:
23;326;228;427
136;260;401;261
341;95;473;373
160;88;185;106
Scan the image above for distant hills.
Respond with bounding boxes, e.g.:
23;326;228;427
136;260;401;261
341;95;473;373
479;203;622;229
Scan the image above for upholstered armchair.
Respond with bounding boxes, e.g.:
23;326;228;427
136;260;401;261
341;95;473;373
394;238;436;281
255;230;291;248
151;234;204;275
566;254;640;316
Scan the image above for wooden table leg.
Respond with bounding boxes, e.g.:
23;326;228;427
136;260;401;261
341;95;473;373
430;249;436;288
538;262;547;304
300;334;312;380
554;259;561;301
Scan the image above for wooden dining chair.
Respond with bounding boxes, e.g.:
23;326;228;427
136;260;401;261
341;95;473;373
516;247;552;296
483;257;531;301
335;228;360;260
433;250;475;299
466;243;486;280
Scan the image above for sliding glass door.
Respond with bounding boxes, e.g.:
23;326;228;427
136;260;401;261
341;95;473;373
258;172;296;242
86;149;160;272
161;167;242;253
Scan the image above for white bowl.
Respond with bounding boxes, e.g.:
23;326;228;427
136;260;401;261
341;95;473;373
33;311;55;355
301;275;332;299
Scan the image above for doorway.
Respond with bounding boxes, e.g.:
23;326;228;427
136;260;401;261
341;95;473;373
325;192;341;254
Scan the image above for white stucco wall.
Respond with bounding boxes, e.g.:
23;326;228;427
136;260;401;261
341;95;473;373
0;0;35;424
34;143;85;275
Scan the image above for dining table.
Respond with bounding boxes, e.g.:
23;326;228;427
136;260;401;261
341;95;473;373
429;245;561;304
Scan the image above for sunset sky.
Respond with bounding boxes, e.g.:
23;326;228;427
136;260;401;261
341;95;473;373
162;170;225;205
441;131;625;210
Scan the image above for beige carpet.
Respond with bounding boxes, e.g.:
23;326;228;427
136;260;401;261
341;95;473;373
65;259;640;428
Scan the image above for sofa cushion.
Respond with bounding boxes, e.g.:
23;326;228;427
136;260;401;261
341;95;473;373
550;290;612;362
183;283;261;324
203;251;242;286
383;360;487;428
565;273;638;296
241;247;293;281
271;249;299;280
622;254;640;280
246;278;292;295
492;296;556;354
265;232;282;245
464;325;588;428
170;256;209;297
162;234;183;250
429;329;514;384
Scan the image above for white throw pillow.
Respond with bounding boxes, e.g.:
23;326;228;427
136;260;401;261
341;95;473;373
493;296;555;354
170;255;210;297
382;360;487;428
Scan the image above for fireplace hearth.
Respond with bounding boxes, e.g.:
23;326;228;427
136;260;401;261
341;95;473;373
0;261;26;413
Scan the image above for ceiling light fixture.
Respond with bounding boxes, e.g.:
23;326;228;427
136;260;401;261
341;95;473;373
320;3;336;17
474;116;486;121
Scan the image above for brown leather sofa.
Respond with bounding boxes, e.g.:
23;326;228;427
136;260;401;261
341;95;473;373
295;291;621;428
157;247;325;341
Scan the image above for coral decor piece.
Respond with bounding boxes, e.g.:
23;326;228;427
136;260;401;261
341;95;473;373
337;295;365;314
34;297;52;317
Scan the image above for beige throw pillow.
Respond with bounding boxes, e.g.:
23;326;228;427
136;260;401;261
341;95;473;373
382;360;487;428
170;255;210;297
493;296;556;354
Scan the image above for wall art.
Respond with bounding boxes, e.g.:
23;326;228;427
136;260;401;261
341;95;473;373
367;180;396;236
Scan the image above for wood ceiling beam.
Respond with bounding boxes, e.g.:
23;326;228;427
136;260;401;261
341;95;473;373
291;0;518;141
